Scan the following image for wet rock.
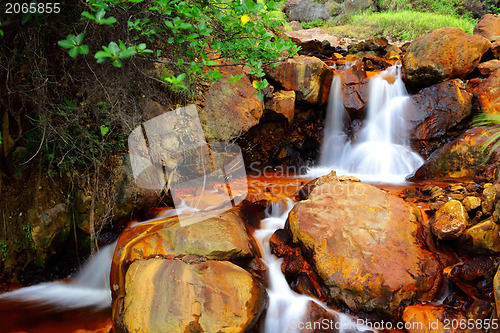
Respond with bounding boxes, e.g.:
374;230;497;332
408;126;500;182
402;304;466;333
270;228;292;256
265;56;333;105
457;218;500;254
478;59;500;75
473;14;500;40
482;184;500;214
266;90;296;123
473;69;500;115
403;27;491;89
301;301;341;333
406;79;472;142
445;256;497;300
287;179;443;318
285;28;339;55
296;170;338;200
340;62;369;120
430;200;469;240
462;196;482;212
118;258;267;333
200;66;263;141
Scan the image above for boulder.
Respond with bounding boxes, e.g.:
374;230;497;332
405;79;472;141
200;66;263;141
110;204;259;319
473;14;500;40
285;28;339;54
477;59;500;75
482;184;500;214
462;196;482;212
119;258;267;333
343;0;376;14
408;126;500;182
288;21;303;31
265;56;333;105
492;40;500;58
403;27;491;89
284;0;332;22
265;90;296;122
402;304;466;333
457;218;500;254
430;200;468;240
340;61;369;120
287;178;443;318
474;69;500;115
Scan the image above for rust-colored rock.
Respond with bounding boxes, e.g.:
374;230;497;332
265;90;296;122
474;14;500;40
492;40;500;58
478;59;500;75
265;56;333;105
406;79;472;141
287;179;443;318
445;256;497;300
340;62;369;119
119;258;267;333
403;27;491;89
474;69;500;115
408;126;500;182
458;218;500;254
285;28;339;54
402;304;466;333
200;66;263;141
430;200;469;240
110;205;258;324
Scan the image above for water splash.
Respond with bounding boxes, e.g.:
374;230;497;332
312;65;424;183
254;201;373;333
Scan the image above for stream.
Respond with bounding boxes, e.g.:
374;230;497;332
0;65;426;332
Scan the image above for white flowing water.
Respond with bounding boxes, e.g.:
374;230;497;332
254;200;374;333
312;65;424;183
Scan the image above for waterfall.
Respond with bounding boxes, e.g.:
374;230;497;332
254;201;373;333
313;65;424;183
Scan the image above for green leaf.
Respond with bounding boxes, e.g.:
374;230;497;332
57;39;74;49
81;11;96;20
78;45;90;55
112;59;123;67
100;125;109;136
119;47;137;59
68;47;79;58
74;33;85;45
95;9;106;21
257;91;264;102
100;16;117;26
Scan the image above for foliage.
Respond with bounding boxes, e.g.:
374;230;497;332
301;19;326;29
326;10;477;40
0;242;6;262
57;0;299;98
474;113;500;159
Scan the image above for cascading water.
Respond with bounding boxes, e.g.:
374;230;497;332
313;65;424;183
254;201;373;333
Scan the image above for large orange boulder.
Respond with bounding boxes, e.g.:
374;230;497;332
200;66;263;141
286;178;443;318
474;14;500;40
408;126;500;182
265;56;333;105
403;27;490;89
474;69;500;115
119;258;267;333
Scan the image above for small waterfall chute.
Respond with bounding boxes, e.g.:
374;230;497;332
312;65;424;183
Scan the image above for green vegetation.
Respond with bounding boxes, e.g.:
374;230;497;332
0;241;6;262
474;113;500;160
327;10;477;40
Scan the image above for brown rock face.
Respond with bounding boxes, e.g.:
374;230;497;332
405;79;472;141
266;90;296;122
408;126;500;182
403;27;491;89
200;66;263;141
340;62;369;120
285;28;339;54
265;56;333;105
474;14;500;40
402;304;466;333
478;59;500;75
458;218;500;254
474;69;500;115
120;258;267;333
287;179;443;318
492;40;500;58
